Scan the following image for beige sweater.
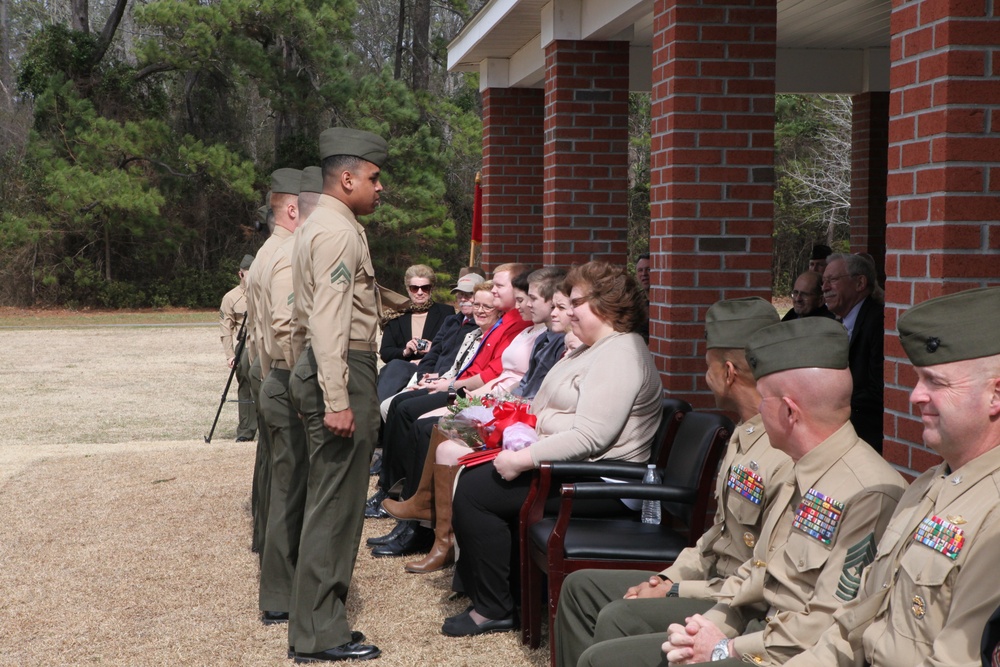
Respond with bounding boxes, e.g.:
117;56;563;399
528;331;661;466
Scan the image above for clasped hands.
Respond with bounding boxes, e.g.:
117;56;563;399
662;614;729;665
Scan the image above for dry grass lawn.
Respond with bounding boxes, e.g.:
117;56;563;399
0;323;548;666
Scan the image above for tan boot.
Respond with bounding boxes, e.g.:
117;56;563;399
405;464;458;573
382;426;447;522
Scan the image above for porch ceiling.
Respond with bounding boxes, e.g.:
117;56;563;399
449;0;891;93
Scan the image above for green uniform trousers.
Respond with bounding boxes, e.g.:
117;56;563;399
249;356;273;556
236;345;257;440
287;347;378;653
562;569;721;667
258;367;308;613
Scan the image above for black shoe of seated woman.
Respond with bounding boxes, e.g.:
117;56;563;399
364;488;390;519
440;610;515;637
365;520;407;546
368;450;382;476
370;521;433;557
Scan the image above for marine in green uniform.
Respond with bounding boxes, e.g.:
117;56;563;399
256;167;321;624
286;128;386;663
219;254;256;441
247;170;301;557
785;286;1000;667
555;297;794;667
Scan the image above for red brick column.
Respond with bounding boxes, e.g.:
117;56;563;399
883;0;1000;477
481;87;545;269
850;91;890;284
649;0;776;406
542;40;630;267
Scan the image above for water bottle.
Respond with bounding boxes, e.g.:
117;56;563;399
640;464;662;525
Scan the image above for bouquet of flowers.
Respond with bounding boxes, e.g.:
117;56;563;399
441;392;540;467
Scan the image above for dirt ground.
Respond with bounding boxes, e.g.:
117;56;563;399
0;324;547;666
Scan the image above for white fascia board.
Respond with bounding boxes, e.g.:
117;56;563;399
449;0;523;71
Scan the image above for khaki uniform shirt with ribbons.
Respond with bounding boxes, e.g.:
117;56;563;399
219;284;246;360
662;414;794;599
246;225;293;364
787;444;1000;667
258;234;297;374
290;195;377;413
703;422;907;665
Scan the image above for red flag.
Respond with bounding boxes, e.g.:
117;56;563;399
471;172;483;244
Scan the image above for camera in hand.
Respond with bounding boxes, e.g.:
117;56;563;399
416;339;429;352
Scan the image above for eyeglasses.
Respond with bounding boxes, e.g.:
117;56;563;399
455;293;473;301
472;303;496;312
821;274;851;285
569;295;591;308
408;284;432;294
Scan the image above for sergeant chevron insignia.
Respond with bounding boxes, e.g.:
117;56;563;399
836;532;876;601
287;291;295;306
330;262;352;292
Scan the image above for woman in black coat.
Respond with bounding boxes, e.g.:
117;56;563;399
379;264;455;364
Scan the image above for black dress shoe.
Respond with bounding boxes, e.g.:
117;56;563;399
261;610;289;625
444;604;474;623
441;610;515;637
294;641;381;662
364;488;390;519
236;436;253;442
366;520;407;546
369;450;382;476
370;521;433;557
288;633;363;658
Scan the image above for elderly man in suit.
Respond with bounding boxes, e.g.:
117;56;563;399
822;253;884;453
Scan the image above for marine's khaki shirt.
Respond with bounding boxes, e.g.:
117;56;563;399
704;422;907;665
245;225;293;364
663;414;794;599
290;195;377;413
258;234;297;374
787;444;1000;667
219;284;246;360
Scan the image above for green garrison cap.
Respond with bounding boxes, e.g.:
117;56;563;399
239;254;254;271
255;204;269;226
300;166;323;194
745;317;849;380
319;127;388;167
271;168;302;195
898;287;1000;366
705;297;780;349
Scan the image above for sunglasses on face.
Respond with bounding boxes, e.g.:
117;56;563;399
408;284;432;294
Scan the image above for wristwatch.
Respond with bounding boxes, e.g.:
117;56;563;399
711;639;729;661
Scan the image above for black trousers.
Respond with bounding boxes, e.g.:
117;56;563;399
452;463;533;620
377;388;449;492
376;359;418;403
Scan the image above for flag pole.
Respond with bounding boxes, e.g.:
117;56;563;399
469;171;482;266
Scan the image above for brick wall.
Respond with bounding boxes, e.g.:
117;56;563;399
481;87;545;270
649;0;777;407
850;91;890;285
883;0;1000;477
542;40;630;267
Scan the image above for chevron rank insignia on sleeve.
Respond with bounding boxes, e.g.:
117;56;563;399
792;488;844;545
330;262;352;292
836;532;876;601
287;292;295;306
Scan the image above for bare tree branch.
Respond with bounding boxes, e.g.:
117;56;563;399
92;0;130;66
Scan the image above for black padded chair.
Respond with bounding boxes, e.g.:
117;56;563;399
519;410;732;655
516;397;690;648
